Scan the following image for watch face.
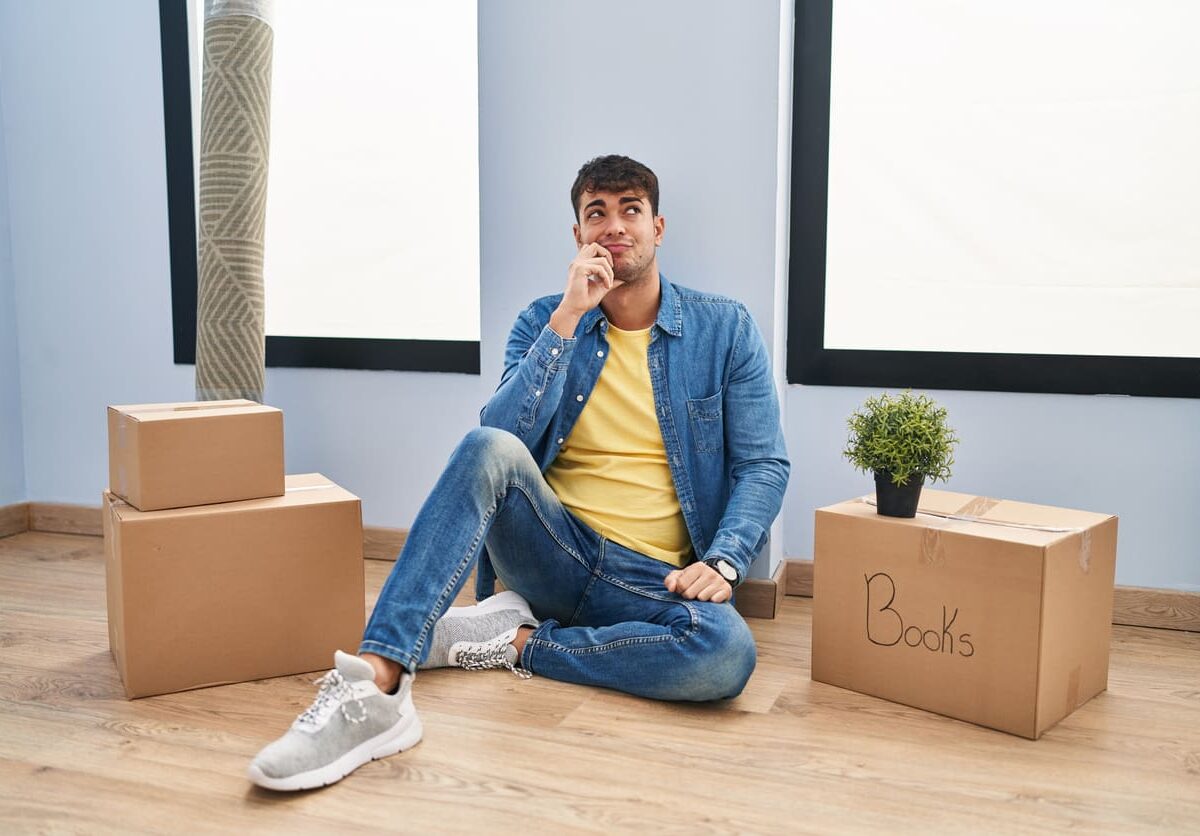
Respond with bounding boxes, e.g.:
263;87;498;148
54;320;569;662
716;560;737;581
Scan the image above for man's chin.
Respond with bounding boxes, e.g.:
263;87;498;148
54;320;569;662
612;270;648;287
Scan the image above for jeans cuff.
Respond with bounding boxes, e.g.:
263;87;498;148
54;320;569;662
521;620;557;673
357;639;419;673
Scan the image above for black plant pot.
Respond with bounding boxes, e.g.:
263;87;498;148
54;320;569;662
874;471;925;518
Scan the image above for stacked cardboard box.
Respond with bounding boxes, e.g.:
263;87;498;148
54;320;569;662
104;400;364;699
811;489;1118;739
108;399;285;510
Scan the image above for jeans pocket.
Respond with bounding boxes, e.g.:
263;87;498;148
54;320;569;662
686;389;724;453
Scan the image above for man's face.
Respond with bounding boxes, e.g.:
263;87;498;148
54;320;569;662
573;189;665;285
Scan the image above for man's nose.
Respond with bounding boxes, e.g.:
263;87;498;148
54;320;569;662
603;213;626;236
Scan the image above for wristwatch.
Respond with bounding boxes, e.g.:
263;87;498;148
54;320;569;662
704;557;739;586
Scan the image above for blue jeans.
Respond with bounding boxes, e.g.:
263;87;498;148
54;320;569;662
360;427;757;702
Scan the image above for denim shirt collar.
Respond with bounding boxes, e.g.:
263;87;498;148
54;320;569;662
581;273;684;337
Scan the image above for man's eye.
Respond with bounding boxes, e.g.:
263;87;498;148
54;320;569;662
588;211;603;219
625;206;640;213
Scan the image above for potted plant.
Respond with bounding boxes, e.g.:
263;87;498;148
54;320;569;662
843;390;958;518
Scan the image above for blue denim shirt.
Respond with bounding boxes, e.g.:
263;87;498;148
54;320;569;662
477;276;790;595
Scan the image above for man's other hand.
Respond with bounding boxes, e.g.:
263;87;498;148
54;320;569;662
664;562;732;603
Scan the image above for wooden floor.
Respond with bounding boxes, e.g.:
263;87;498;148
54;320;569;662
2;531;1199;834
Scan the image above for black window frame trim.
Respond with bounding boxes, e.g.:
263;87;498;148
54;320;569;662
786;0;1199;399
158;0;481;375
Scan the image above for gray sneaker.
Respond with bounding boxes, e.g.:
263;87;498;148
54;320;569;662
421;590;539;678
247;651;422;791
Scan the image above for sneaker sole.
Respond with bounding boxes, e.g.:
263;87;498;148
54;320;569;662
445;589;534;621
246;710;423;792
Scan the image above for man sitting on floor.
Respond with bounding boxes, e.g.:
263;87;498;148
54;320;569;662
247;154;790;791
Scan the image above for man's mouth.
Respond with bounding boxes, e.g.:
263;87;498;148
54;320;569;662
604;243;632;256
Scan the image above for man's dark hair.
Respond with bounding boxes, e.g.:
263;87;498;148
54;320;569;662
570;155;660;220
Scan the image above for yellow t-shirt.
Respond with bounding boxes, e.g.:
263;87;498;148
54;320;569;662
544;325;693;567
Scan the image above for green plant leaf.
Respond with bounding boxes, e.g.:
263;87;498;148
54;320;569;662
843;390;959;484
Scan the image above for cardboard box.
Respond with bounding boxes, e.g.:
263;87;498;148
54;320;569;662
104;473;364;699
811;489;1117;739
108;400;285;511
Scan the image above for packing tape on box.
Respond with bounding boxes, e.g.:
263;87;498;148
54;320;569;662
859;495;1083;533
954;496;1001;517
114;416;130;496
860;495;1094;573
1067;665;1082;712
1078;530;1092;573
920;526;947;567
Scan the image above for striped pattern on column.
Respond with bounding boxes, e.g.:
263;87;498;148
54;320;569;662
195;14;272;402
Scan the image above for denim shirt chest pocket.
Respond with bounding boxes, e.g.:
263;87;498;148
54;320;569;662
686;389;724;453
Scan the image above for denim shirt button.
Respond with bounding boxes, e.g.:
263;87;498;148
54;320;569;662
550;348;559;356
557;438;564;445
596;350;604;357
534;390;541;397
575;394;584;402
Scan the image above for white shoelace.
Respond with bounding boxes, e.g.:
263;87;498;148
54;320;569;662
294;670;369;729
456;636;533;680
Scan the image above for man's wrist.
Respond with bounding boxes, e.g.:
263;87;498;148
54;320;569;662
549;305;583;339
703;557;740;587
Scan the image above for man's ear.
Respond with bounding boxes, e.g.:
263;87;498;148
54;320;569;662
654;215;665;247
573;223;583;249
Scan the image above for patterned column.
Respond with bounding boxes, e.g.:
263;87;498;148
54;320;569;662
195;0;274;402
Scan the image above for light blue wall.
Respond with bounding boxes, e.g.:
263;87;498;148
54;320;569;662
0;0;785;544
477;1;782;355
0;0;485;520
0;45;25;506
1;2;1196;590
0;1;193;509
784;387;1200;591
265;0;785;559
477;1;785;579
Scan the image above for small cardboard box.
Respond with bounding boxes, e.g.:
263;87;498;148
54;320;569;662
108;400;285;511
811;490;1117;739
103;473;364;699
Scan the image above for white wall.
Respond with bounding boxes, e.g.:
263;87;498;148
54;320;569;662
0;1;1196;591
0;46;26;506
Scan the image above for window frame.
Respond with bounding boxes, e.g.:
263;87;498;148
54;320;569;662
158;0;480;374
785;0;1198;398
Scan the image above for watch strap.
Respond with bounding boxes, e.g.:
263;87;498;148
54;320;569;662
704;557;739;586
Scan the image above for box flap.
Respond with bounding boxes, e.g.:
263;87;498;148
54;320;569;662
285;473;348;492
824;490;1114;546
921;489;1113;529
108;473;357;522
108;400;279;422
1033;517;1118;736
